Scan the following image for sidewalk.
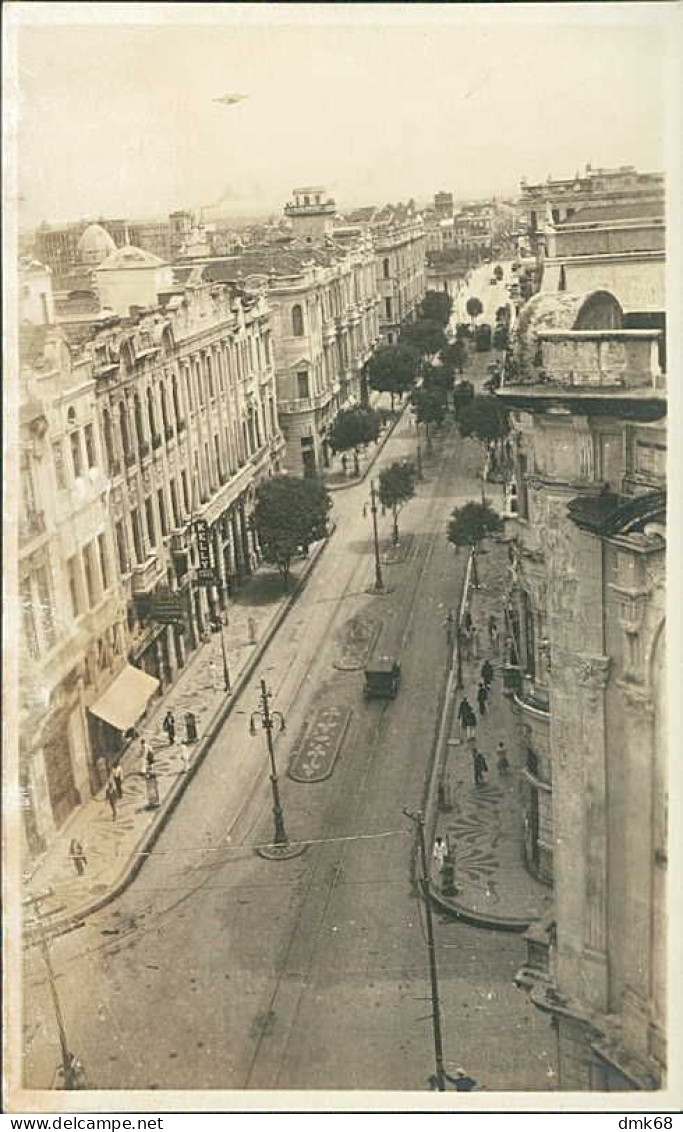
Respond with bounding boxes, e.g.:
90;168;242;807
22;544;335;941
428;539;552;931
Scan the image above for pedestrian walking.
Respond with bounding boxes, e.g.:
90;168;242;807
462;607;473;633
111;761;123;799
105;776;118;820
451;1068;479;1092
140;738;154;777
162;710;176;745
481;659;494;689
496;740;511;776
490;622;500;656
457;696;473;734
362;502;368;518
433;836;448;873
444;609;455;646
465;705;477;742
463;624;474;661
341;454;348;476
477;681;489;717
473;750;488;786
488;614;498;645
69;838;87;876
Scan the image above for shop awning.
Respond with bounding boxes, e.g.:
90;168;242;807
89;664;159;731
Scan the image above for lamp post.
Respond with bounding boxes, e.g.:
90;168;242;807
369;480;384;593
403;808;446;1092
219;604;231;692
250;678;289;849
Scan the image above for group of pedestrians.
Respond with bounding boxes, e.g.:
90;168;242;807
456;611;511;787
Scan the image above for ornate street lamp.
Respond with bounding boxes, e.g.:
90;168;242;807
249;679;305;860
369;480;384;593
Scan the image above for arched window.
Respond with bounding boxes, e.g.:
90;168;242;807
119;400;131;456
133;393;145;449
292;304;304;337
146;386;157;438
102;408;116;471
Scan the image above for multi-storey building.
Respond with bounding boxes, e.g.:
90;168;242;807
497;288;667;1090
18;265;130;856
434;191;454;219
16;255;285;854
374;214;426;345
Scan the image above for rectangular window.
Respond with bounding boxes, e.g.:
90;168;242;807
170;479;180;527
98;532;110;590
21;576;40;659
70;431;83;479
296;372;309;400
67;555;82;616
157;488;168;537
35;564;56;646
214;434;222;478
130;508;144;564
84;423;97;469
145;496;157;547
83;542;98;608
53;440;67;490
181;470;190;516
115;521;128;574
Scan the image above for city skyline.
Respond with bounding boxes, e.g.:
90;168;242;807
9;5;671;229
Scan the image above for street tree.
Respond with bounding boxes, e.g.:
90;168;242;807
466;296;484;327
420;290;453;327
366;343;419;410
494;265;504;281
423;361;454;403
253;475;332;589
457;394;509;457
329;406;381;475
400;318;448;358
447;501;504;588
442;339;467;375
378;461;417;546
493;324;509;352
411;386;447;451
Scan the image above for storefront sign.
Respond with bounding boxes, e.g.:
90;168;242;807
149;592;184;624
194;519;218;587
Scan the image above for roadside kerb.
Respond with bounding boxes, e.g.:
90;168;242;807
24;524;336;946
325;401;407;492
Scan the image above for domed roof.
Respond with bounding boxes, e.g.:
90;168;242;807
514;289;623;373
96;244;166;271
77;224;116;265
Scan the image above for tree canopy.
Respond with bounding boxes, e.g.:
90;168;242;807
399;318;448;358
420;289;453;327
447;501;504;550
366;344;419;408
466;296;484;324
422;361;453;400
457;394;508;448
441;339;467;374
253;475;332;588
378;461;417;545
329;407;381;454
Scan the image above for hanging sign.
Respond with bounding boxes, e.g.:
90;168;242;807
194;519;218;587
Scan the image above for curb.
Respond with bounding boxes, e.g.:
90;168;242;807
288;707;353;784
430;887;532;933
24;525;336;946
324;404;407;493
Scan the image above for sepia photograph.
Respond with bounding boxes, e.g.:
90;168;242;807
3;1;681;1117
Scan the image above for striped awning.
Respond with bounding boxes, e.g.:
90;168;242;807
89;664;159;731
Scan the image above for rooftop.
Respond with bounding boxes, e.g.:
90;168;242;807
557;200;665;225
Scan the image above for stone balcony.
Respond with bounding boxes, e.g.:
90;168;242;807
131;553;164;596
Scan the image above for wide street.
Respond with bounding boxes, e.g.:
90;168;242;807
23;361;556;1095
450;259;516;332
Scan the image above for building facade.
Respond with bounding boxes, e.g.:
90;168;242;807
374;215;426;344
498;290;667;1090
19;290;129;856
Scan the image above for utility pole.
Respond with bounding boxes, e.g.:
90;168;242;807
369;480;384;593
403;808;446;1091
250;678;288;846
24;891;84;1089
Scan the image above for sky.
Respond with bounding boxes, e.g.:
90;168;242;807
8;3;674;229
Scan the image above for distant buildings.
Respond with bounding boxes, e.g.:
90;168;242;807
434;190;454;219
498;289;667;1090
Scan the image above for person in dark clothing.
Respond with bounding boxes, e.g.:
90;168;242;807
465;705;477;741
457;696;473;734
481;659;494;688
477;681;489;716
462;607;473;633
473;750;488;786
105;777;118;821
163;710;176;745
69;838;87;876
450;1068;479;1091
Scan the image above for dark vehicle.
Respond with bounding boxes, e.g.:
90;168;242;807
475;323;492;352
364;656;401;700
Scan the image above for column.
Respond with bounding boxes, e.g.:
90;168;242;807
231;511;245;582
214;524;227;608
239;504;252;576
166;623;178;682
